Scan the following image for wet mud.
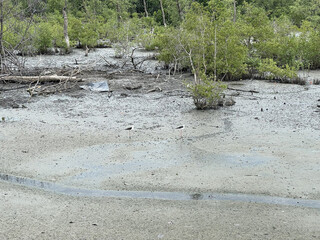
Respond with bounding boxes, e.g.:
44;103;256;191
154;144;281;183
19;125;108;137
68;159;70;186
1;48;320;239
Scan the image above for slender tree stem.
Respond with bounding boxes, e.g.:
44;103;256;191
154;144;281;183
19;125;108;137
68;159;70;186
0;0;3;73
214;24;217;81
63;0;70;52
159;0;167;27
143;0;148;17
233;0;237;22
176;0;182;20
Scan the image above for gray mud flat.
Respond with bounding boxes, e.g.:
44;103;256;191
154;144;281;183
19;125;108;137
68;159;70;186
0;51;320;239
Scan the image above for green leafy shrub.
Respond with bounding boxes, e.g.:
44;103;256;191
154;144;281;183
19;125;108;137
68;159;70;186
187;74;227;110
257;58;298;81
79;21;99;48
34;21;54;53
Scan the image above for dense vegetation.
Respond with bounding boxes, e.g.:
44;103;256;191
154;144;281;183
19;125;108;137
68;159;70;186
1;0;320;107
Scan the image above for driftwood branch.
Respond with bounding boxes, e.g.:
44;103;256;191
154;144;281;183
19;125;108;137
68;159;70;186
0;75;79;83
26;67;82;96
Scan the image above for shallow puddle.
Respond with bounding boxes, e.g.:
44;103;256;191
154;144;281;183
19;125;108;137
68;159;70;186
1;172;320;209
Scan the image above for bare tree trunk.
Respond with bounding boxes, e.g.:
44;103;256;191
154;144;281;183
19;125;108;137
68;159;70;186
0;0;4;73
214;24;217;81
176;0;182;20
143;0;149;17
63;0;70;52
233;0;237;22
85;45;89;57
116;3;121;25
159;0;167;27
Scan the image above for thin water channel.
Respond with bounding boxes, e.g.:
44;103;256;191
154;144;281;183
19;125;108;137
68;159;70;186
1;172;320;209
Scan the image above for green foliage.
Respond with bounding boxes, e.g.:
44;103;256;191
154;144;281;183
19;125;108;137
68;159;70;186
212;20;248;80
187;75;227;110
255;17;299;67
2;18;34;54
257;58;297;81
68;16;82;46
289;0;320;27
105;14;148;57
34;21;54;53
79;19;100;48
46;0;64;13
155;2;248;80
46;13;67;49
3;0;320;80
252;0;295;18
297;21;320;69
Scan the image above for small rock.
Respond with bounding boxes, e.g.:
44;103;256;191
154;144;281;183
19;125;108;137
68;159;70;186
218;99;224;106
224;98;236;106
120;93;128;97
11;103;19;109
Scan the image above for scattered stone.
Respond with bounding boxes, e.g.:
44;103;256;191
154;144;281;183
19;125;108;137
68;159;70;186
218;99;224;106
120;93;128;97
224;98;236;106
230;92;240;96
10;103;20;108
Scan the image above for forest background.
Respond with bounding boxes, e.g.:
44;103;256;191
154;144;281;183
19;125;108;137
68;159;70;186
1;0;320;106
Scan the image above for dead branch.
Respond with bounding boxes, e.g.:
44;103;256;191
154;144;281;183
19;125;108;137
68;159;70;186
147;86;162;93
26;67;83;96
1;75;78;83
227;86;259;93
99;55;117;68
0;85;28;92
27;80;80;96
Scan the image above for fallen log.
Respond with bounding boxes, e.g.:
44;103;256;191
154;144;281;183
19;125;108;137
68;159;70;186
0;75;79;83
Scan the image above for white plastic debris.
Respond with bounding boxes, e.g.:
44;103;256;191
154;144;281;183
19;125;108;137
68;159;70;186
80;82;110;92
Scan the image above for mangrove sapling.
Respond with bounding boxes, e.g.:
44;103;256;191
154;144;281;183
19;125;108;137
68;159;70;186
186;74;227;110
